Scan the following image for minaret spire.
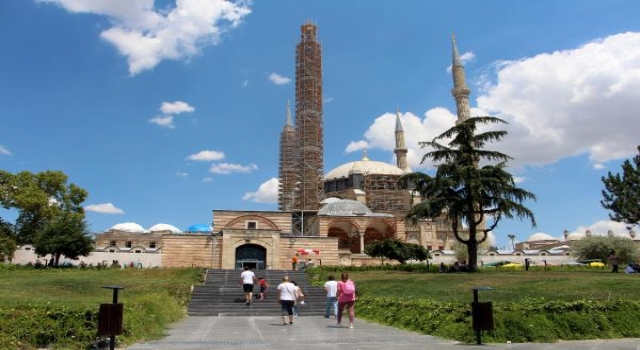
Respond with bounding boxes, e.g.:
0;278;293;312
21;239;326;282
394;106;411;173
285;99;293;130
278;99;297;211
451;33;471;123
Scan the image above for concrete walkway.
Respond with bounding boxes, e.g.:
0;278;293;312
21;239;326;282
125;316;640;350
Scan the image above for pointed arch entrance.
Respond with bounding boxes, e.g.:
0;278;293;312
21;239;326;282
235;244;266;270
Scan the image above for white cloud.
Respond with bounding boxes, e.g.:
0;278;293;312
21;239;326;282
187;150;225;161
40;0;252;75
345;140;369;153
477;32;640;167
0;145;11;155
447;51;476;72
202;177;213;182
176;172;188;177
243;177;278;203
160;101;195;114
512;176;526;184
268;72;291;85
85;203;125;214
574;220;634;237
242;79;249;87
324;97;334;103
149;115;175;128
593;163;605;170
356;32;640;171
209;162;257;174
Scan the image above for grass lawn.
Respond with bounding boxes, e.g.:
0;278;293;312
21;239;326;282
348;269;633;302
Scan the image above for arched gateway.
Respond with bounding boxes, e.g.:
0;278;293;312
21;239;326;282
235;244;266;269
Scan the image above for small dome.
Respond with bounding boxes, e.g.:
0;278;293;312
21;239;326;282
527;232;557;242
325;159;403;181
187;224;212;233
320;197;342;205
148;223;182;233
110;222;147;233
318;199;373;216
566;232;586;241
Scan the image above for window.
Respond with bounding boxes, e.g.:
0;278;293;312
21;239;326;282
25;247;31;251
109;240;117;247
246;221;257;230
134;250;141;253
427;245;432;250
149;241;157;249
109;249;116;253
126;241;132;248
515;253;521;256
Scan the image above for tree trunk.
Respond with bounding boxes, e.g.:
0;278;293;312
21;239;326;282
54;252;62;267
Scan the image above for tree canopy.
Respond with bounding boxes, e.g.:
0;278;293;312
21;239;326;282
364;238;430;264
0;170;91;265
601;146;640;228
571;235;639;266
401;116;536;272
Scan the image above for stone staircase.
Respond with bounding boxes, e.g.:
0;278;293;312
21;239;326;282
187;269;327;316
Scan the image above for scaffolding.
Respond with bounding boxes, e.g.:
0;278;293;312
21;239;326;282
363;174;406;211
294;21;324;211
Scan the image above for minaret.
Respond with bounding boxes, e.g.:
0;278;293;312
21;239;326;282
278;100;296;211
394;107;411;173
294;21;323;211
451;34;471;123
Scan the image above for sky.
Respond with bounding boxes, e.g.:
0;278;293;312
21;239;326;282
1;0;640;248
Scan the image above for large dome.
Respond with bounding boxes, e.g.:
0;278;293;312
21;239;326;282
324;158;404;181
109;222;147;233
527;232;557;242
148;223;182;233
318;199;373;216
566;231;586;241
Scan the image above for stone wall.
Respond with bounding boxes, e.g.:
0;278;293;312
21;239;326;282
162;235;220;268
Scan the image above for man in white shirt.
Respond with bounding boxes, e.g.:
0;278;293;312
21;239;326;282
239;266;257;305
323;275;338;318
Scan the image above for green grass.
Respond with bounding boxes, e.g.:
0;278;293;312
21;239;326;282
0;266;203;349
347;269;635;302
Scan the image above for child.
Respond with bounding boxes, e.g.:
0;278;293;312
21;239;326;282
258;277;270;300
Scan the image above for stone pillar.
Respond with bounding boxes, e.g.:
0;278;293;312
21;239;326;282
359;233;365;254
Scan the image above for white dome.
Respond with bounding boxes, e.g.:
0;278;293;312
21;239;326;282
527;232;557;242
325;159;404;181
148;223;182;233
318;199;373;216
566;232;586;241
110;222;147;233
320;197;342;204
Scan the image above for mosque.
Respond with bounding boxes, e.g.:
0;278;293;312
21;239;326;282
14;22;619;269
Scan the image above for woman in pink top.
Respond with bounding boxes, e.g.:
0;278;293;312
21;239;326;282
336;272;356;328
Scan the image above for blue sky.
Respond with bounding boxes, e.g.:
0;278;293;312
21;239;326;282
1;0;640;248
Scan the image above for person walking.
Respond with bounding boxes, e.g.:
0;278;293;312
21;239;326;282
239;266;257;305
609;250;619;273
276;276;296;325
291;254;299;270
336;272;356;329
323;275;338;319
257;276;270;300
291;280;305;318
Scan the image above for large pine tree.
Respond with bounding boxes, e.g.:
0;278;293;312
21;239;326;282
601;146;640;228
401;116;536;272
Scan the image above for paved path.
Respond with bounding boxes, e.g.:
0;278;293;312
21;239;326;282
126;316;640;350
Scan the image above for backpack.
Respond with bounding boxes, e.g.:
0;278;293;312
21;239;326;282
342;280;355;295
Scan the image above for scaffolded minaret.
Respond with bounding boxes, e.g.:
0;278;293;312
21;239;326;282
278;100;296;211
451;34;471;123
394;107;411;173
294;21;324;211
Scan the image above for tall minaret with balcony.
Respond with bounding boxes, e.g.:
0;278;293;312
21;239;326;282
451;34;472;123
394;107;411;173
278;100;296;211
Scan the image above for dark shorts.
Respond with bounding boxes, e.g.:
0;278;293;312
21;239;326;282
243;284;254;293
280;300;295;315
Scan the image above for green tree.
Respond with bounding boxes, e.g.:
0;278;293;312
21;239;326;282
401;116;536;272
601;146;640;228
33;212;94;266
571;235;639;266
0;218;17;262
364;238;429;264
0;170;88;244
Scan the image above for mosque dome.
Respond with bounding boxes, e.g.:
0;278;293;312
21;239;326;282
527;232;557;242
324;158;404;181
566;231;586;241
318;199;373;216
186;224;212;233
320;197;342;205
148;223;182;234
109;222;147;233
